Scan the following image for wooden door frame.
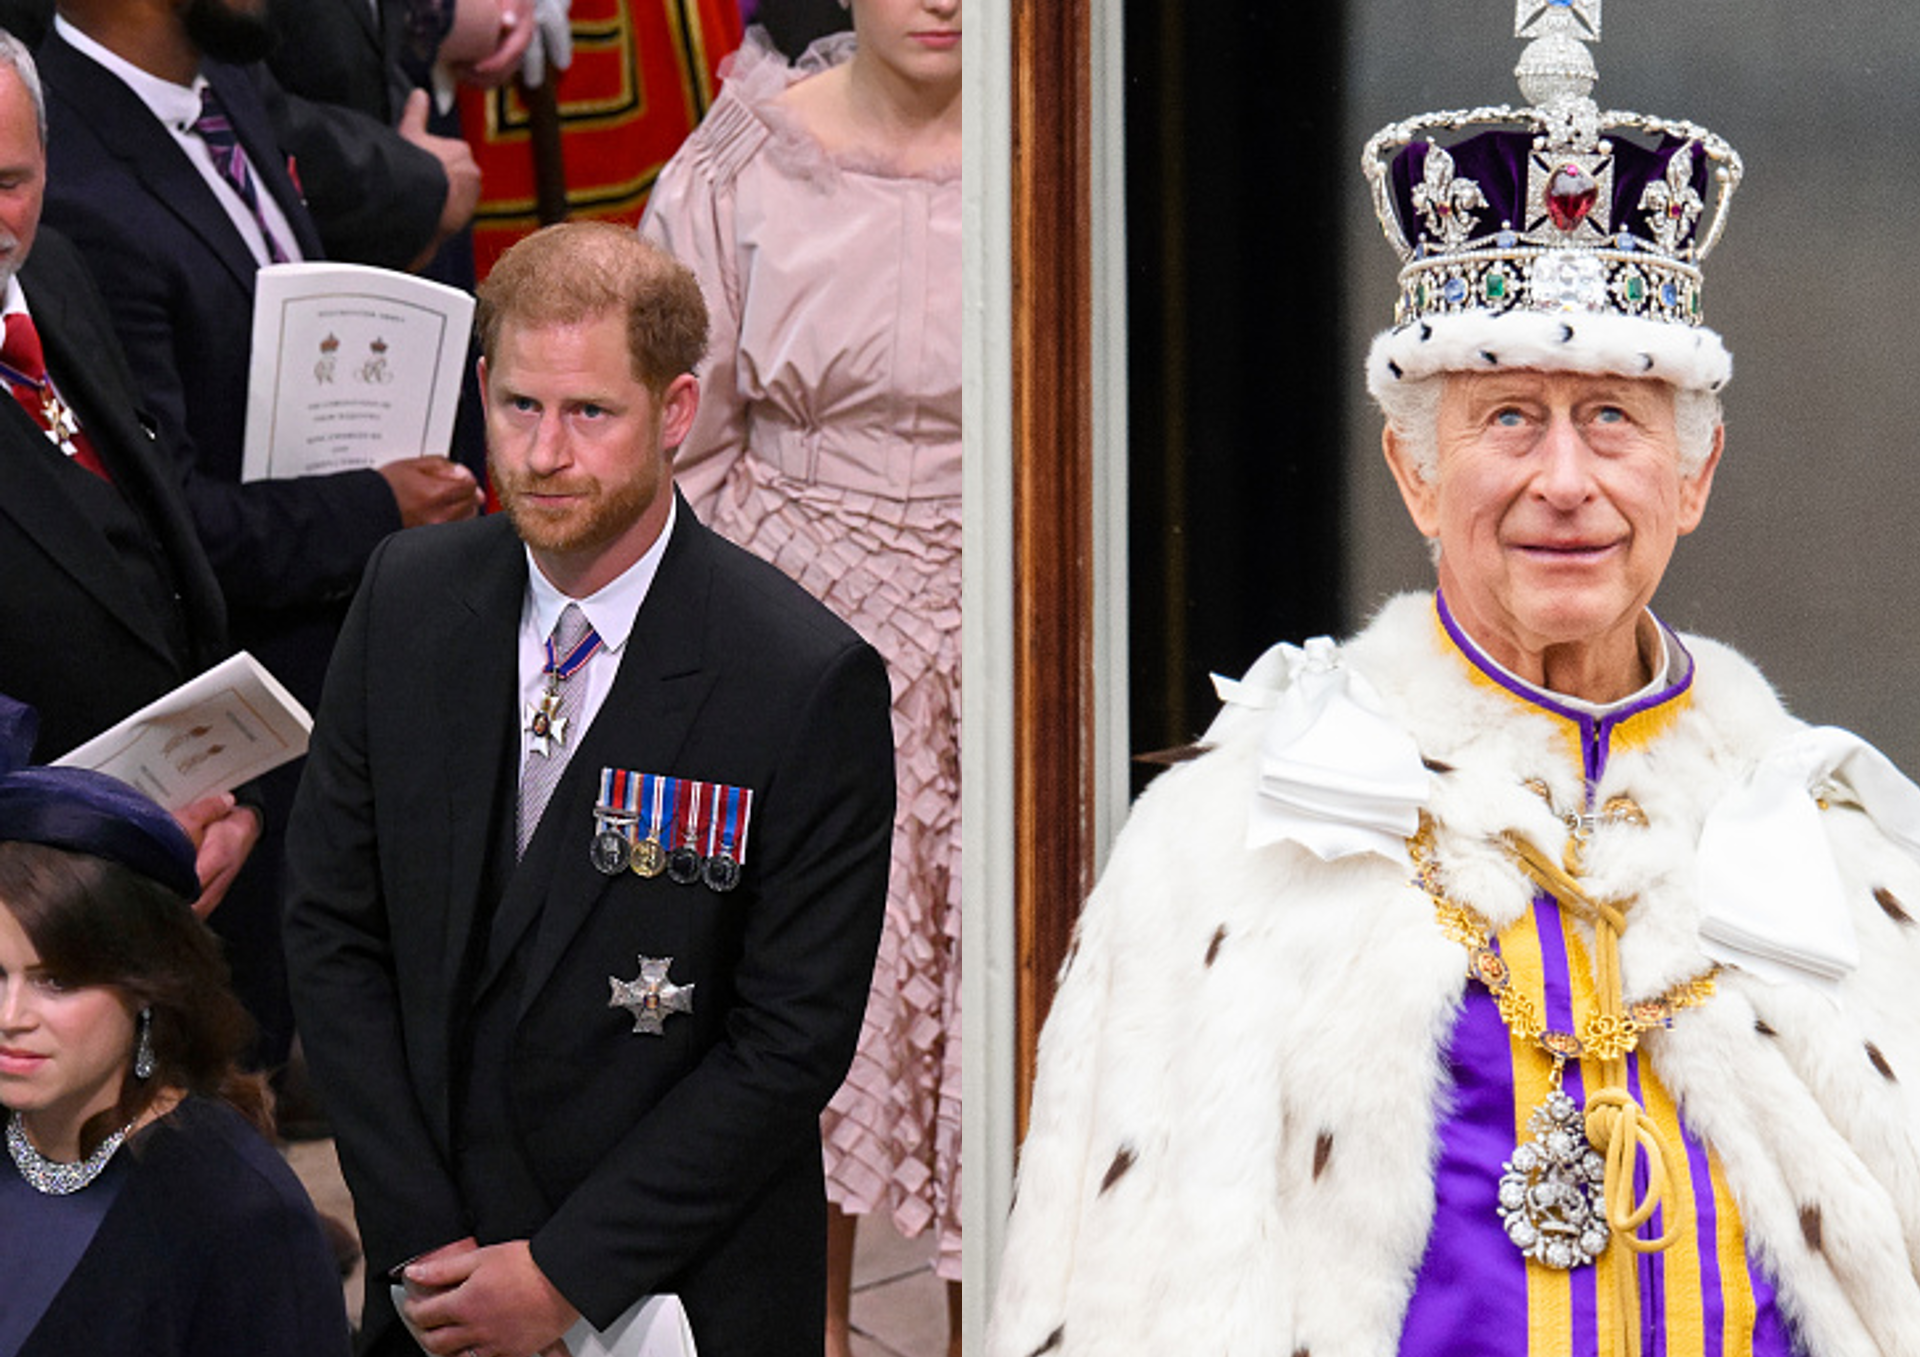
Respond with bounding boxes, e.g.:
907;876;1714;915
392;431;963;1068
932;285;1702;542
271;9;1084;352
1010;0;1096;1140
966;0;1122;1328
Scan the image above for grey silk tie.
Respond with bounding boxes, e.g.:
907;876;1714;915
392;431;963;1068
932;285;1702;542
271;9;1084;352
516;602;597;857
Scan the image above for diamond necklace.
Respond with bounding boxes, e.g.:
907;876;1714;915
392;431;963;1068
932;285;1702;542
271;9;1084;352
6;1110;134;1195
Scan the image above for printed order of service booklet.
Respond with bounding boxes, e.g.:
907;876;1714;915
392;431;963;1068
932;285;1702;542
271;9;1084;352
54;653;312;812
242;262;475;481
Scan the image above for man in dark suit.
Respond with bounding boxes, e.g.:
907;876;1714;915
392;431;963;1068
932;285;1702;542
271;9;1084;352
0;28;257;913
38;0;484;712
263;0;491;275
36;0;485;1068
286;223;893;1357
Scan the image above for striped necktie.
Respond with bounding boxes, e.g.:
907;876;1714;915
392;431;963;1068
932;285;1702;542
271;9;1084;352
190;84;289;264
516;603;603;856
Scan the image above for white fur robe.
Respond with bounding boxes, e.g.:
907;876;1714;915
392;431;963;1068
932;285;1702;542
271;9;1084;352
987;594;1920;1357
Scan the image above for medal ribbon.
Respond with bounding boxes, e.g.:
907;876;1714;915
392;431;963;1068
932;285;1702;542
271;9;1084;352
717;785;741;861
613;768;640;838
678;780;702;851
734;788;753;865
703;785;725;859
643;773;664;843
544;623;603;680
659;776;681;848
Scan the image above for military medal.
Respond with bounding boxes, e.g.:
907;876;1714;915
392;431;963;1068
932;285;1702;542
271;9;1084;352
632;773;670;878
0;348;85;460
590;768;639;876
524;619;602;758
524;691;566;757
702;784;752;893
590;828;632;874
608;955;694;1035
667;779;706;884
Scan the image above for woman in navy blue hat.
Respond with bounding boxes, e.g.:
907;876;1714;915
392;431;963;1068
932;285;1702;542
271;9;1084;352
0;697;349;1357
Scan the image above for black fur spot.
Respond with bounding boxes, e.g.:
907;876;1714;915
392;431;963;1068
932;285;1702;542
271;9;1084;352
1028;1326;1065;1357
1421;756;1455;775
1387;360;1404;379
1099;1146;1136;1194
1874;886;1914;925
1205;925;1228;967
1754;1018;1778;1038
1419;322;1433;341
1479;350;1499;365
1313;1131;1335;1181
1867;1042;1898;1082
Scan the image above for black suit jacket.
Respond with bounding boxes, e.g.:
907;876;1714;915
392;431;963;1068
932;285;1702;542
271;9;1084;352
38;34;403;708
0;227;230;759
267;0;414;119
285;505;894;1356
262;0;448;271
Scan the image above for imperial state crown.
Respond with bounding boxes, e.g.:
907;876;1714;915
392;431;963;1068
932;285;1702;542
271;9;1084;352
1363;0;1742;396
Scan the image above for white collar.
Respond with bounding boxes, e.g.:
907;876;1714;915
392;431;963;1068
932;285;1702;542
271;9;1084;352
522;495;678;655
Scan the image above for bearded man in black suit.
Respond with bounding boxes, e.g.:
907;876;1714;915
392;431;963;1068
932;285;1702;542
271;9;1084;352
287;222;894;1357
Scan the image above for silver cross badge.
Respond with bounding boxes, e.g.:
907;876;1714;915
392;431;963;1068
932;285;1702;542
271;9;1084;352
609;955;694;1035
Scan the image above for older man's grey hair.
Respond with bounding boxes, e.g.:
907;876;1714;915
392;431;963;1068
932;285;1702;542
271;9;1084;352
1375;373;1723;481
0;29;45;148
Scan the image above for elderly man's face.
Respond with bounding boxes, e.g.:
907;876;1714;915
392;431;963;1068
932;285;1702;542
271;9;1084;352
1385;370;1721;696
0;64;43;292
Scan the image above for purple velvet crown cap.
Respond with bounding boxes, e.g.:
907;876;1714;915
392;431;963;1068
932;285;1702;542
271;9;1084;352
1387;128;1706;258
0;694;200;901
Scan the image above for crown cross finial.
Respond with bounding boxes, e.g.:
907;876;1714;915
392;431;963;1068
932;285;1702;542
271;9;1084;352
1515;0;1600;44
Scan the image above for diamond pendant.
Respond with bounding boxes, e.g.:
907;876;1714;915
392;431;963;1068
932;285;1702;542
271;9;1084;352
1496;1086;1609;1268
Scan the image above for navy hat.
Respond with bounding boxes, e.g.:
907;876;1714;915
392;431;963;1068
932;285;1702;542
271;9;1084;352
0;696;200;900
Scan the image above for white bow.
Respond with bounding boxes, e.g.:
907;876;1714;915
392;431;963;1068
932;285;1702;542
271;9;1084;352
1696;726;1920;991
1216;638;1430;863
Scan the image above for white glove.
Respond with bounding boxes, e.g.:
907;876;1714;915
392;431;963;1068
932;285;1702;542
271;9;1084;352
522;0;573;86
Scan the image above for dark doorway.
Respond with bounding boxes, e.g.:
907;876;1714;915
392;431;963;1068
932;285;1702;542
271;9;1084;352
1124;4;1350;786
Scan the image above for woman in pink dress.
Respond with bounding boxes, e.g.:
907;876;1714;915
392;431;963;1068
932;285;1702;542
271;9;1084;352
639;2;961;1353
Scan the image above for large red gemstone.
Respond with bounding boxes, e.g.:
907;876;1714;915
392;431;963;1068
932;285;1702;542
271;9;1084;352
1546;163;1598;232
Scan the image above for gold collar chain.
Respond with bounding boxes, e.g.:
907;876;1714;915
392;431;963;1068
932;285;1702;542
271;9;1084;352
1409;805;1717;1357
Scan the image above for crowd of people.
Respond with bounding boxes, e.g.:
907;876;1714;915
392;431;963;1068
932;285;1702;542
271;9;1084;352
0;0;960;1354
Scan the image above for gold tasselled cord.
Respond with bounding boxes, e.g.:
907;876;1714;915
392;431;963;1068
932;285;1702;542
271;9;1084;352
1501;831;1687;1357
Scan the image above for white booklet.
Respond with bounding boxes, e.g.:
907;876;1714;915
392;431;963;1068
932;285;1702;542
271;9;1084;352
242;261;475;482
53;653;312;811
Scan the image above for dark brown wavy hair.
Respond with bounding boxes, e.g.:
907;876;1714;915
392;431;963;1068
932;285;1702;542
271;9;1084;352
0;841;270;1155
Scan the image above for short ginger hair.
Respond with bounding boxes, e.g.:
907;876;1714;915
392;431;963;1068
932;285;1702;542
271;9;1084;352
476;222;709;393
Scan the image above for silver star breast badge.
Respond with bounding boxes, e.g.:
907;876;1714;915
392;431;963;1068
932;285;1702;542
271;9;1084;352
609;955;694;1035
